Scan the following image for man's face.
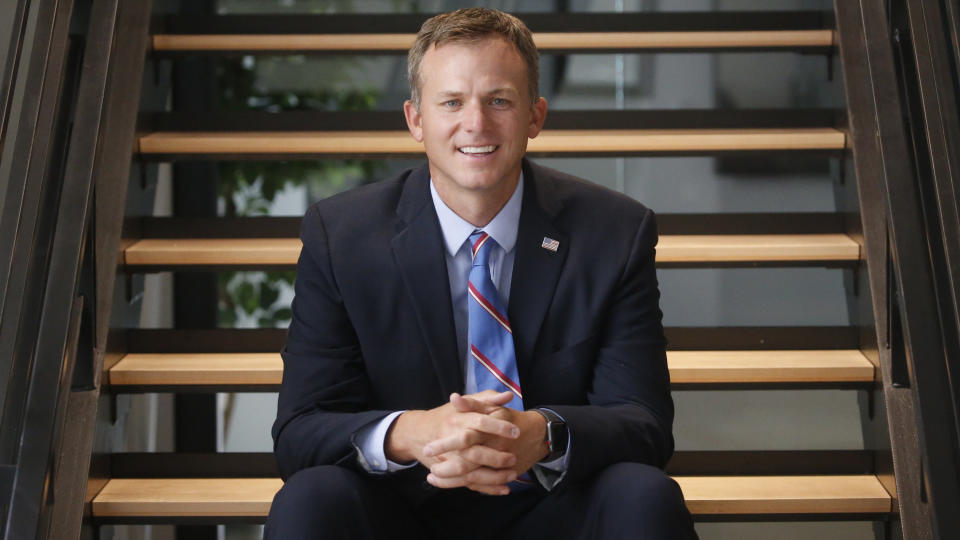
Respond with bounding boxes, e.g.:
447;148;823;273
404;38;547;207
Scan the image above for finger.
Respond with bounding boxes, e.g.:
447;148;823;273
450;392;510;414
426;468;516;489
449;393;486;414
424;417;517;457
466;412;520;439
464;467;517;486
429;454;479;478
423;431;477;457
459;445;517;469
426;472;469;489
471;390;515;406
466;483;511;496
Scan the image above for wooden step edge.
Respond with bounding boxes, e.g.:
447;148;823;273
137;128;847;155
110;353;283;386
108;350;874;387
667;350;874;384
677;475;892;516
90;475;890;519
122;235;861;267
152;29;835;52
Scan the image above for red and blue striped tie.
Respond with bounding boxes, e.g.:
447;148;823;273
468;231;523;411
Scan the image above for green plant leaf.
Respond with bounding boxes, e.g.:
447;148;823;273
236;281;257;314
260;283;280;309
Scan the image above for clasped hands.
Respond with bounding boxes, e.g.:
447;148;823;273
385;390;548;495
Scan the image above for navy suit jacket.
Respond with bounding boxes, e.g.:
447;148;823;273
272;158;674;488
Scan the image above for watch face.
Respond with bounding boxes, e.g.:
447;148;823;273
548;421;567;453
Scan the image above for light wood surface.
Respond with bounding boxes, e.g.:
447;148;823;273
137;128;847;155
123;234;860;267
124;238;302;266
92;478;283;517
110;353;283;386
657;234;859;262
668;350;874;383
109;350;874;387
677;475;891;515
152;30;834;52
91;475;890;517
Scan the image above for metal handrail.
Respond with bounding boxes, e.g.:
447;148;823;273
836;0;960;537
0;0;152;537
0;0;30;157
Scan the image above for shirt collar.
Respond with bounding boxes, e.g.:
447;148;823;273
429;173;524;257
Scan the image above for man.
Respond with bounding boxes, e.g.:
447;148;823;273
266;8;697;540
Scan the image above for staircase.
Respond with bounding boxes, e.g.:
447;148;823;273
89;3;901;539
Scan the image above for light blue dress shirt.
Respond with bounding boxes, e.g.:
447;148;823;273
355;174;569;488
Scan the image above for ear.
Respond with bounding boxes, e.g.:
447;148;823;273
527;97;548;139
403;100;424;142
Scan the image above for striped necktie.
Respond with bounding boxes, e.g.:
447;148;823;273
468;231;523;411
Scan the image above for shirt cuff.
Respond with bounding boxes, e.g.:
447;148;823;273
354;410;418;473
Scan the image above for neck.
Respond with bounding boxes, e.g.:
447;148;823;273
432;174;519;228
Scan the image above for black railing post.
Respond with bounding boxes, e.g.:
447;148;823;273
0;0;153;536
836;0;960;537
0;0;31;154
170;0;220;538
48;0;154;537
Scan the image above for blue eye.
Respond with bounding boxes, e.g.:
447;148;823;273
491;98;507;106
443;100;460;108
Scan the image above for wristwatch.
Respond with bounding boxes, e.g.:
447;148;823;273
532;408;568;462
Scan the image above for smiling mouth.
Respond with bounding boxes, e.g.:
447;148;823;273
458;145;499;156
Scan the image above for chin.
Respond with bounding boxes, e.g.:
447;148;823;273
457;175;509;192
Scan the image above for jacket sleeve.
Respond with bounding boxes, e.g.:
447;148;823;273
271;204;391;480
546;208;674;485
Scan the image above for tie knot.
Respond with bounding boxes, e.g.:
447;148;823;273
469;231;496;267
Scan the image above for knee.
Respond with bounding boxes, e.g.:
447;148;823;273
272;465;363;513
592;463;690;518
265;466;366;535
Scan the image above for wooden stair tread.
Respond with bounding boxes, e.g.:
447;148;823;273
93;478;283;517
110;353;283;386
109;350;874;387
679;475;891;515
123;234;860;266
152;30;834;52
668;350;873;383
90;475;890;518
137;128;847;155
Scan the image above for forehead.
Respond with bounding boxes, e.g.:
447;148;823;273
420;37;527;89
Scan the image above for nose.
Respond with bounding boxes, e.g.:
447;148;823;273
462;101;488;132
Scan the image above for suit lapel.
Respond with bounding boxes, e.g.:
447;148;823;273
509;160;569;385
390;166;463;398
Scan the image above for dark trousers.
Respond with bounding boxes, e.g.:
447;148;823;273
264;462;698;540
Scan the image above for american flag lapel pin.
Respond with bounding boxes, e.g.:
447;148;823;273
541;237;560;252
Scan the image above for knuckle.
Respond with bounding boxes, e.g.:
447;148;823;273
465;470;484;483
